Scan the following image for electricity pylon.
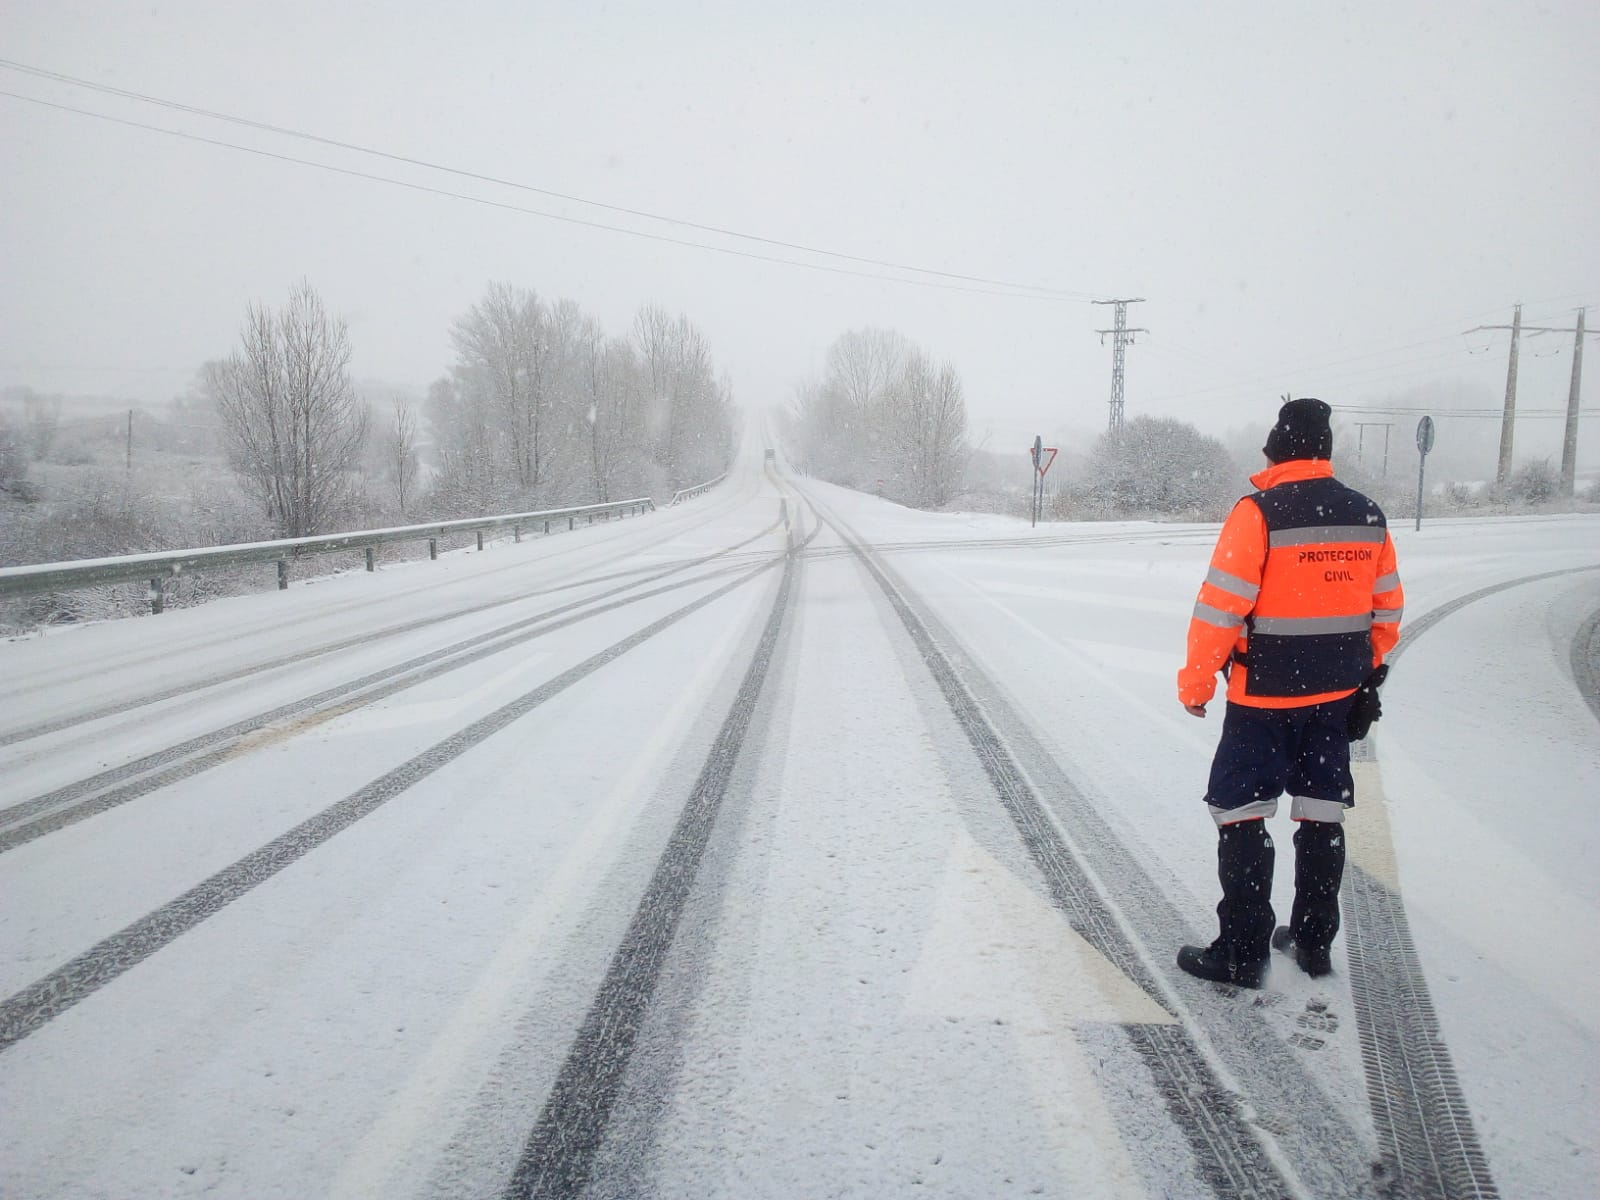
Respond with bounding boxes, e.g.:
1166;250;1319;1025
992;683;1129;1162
1093;298;1147;432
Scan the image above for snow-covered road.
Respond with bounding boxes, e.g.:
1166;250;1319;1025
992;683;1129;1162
2;440;1596;1199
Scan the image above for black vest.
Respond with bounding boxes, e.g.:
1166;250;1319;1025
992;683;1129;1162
1241;476;1386;698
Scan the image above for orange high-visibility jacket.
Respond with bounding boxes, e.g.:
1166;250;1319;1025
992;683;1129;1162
1179;459;1404;709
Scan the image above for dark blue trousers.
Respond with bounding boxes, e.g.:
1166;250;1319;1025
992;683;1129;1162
1205;695;1357;822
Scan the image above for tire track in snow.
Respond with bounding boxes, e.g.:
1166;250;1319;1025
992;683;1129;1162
1341;564;1597;1199
798;523;1215;564
0;525;779;748
0;558;757;849
0;533;780;853
0;461;763;704
799;487;1326;1200
501;501;810;1200
1574;604;1600;725
0;553;784;1054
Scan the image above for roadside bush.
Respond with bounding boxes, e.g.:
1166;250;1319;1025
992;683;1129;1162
1505;458;1558;505
1081;417;1244;520
0;469;283;630
45;440;99;467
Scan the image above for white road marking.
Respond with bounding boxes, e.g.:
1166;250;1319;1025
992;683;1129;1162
327;632;737;1197
905;834;1171;1198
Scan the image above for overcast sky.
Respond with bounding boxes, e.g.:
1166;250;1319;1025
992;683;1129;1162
3;0;1596;468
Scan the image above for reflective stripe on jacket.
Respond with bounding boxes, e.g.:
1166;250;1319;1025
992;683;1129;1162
1178;459;1404;709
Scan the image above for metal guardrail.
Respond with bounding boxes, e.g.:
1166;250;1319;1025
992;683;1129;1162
0;496;656;614
670;473;727;505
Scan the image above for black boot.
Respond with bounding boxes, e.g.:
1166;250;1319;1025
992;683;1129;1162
1178;819;1275;988
1271;820;1345;977
1177;940;1268;988
1271;927;1331;978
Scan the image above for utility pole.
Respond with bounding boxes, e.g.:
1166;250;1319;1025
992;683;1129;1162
1093;298;1147;433
126;409;133;472
1561;308;1586;497
1464;305;1522;482
1496;304;1520;484
1469;308;1598;493
1355;422;1393;479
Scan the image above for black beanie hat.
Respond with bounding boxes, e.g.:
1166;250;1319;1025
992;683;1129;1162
1263;397;1333;463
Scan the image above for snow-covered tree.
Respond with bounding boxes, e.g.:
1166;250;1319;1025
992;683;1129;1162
449;282;553;499
1082;416;1243;518
575;323;648;504
424;289;734;515
632;305;733;489
203;281;370;537
897;352;968;507
788;328;970;508
386;398;421;517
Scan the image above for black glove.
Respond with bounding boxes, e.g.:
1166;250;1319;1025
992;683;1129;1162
1346;664;1390;742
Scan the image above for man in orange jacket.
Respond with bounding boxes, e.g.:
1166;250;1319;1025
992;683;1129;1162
1176;397;1403;988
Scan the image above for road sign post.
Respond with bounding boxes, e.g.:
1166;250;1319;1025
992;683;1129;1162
1030;436;1042;527
1414;415;1435;532
1027;436;1059;528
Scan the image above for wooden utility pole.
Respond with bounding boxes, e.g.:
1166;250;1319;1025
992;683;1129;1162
1463;305;1522;482
1561;309;1586;497
1355;421;1393;479
1497;305;1521;483
126;410;133;471
1465;306;1596;485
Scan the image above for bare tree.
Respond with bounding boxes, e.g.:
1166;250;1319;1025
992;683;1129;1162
450;283;550;498
203;281;369;537
789;328;966;506
423;288;735;514
632;303;677;463
538;297;597;502
570;319;639;503
900;351;968;506
424;373;504;515
387;398;421;516
631;305;733;487
830;328;908;415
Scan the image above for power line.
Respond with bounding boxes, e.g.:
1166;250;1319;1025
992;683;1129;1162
1142;343;1482;406
1155;338;1475;397
4;88;1078;301
1;364;184;373
1329;403;1597;418
1140;295;1594;409
0;57;1098;302
3;89;1085;304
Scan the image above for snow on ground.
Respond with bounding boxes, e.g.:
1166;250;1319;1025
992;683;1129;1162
0;442;1596;1198
818;490;1599;1199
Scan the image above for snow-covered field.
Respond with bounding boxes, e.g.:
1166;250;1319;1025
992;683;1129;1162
1;436;1596;1199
